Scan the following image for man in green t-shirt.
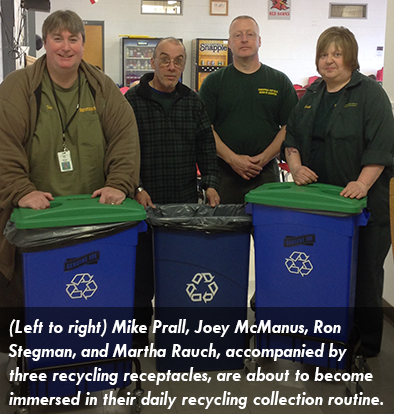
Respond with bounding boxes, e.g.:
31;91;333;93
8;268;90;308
199;15;298;203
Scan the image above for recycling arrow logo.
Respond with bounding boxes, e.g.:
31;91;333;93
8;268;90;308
66;273;98;300
186;272;218;303
285;251;313;277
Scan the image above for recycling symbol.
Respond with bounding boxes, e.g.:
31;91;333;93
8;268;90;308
66;273;98;300
285;251;313;277
186;273;218;303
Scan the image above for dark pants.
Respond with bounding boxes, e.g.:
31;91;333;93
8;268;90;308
354;224;391;357
133;227;154;340
218;158;280;204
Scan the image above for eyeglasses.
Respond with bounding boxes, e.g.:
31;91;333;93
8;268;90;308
157;57;185;68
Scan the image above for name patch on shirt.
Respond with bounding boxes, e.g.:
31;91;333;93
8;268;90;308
344;103;358;108
258;88;278;96
79;106;97;113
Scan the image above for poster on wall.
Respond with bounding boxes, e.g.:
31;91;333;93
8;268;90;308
268;0;291;20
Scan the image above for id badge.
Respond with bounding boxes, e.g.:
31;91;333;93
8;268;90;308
57;150;74;172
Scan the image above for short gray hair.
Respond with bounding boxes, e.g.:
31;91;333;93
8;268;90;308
229;15;260;36
153;37;186;60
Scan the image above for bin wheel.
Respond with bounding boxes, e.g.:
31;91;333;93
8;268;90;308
14;408;30;414
346;380;363;397
354;355;371;374
133;387;144;399
6;357;18;383
131;399;142;414
130;387;144;414
6;383;20;405
243;356;258;375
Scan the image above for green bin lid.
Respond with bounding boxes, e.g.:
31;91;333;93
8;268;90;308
10;195;147;229
245;182;367;214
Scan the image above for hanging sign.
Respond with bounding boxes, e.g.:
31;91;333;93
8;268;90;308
268;0;291;20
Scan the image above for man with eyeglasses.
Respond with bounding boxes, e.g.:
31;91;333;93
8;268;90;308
125;37;220;347
199;15;298;203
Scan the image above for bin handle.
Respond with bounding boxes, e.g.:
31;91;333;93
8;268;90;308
356;209;370;227
137;220;148;233
245;203;252;214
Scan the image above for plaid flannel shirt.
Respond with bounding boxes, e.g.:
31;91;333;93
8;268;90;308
125;73;219;204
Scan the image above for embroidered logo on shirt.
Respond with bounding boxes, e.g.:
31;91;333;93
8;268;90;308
258;88;278;96
46;105;53;110
344;103;358;108
79;106;97;113
304;105;312;109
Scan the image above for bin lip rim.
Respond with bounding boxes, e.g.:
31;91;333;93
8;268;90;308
244;182;367;215
146;203;252;220
10;195;147;229
245;203;366;217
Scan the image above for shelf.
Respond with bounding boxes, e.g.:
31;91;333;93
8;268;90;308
126;69;150;72
199;67;222;71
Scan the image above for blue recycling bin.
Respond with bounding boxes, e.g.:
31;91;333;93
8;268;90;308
245;183;369;369
9;195;147;397
147;204;252;372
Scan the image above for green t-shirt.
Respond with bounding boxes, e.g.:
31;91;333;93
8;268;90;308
199;63;298;156
30;70;106;196
150;86;176;113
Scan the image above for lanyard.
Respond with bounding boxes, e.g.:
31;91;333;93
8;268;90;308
49;72;81;152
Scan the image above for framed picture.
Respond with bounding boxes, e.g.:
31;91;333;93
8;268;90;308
210;0;228;16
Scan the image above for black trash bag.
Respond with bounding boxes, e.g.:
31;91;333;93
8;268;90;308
4;220;139;251
146;203;252;233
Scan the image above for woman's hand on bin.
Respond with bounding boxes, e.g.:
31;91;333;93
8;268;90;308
206;188;220;207
136;190;156;209
340;165;384;199
18;191;54;210
340;181;368;199
91;187;126;205
291;165;318;186
285;147;318;186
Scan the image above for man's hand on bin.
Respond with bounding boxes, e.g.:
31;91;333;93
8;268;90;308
91;187;126;205
206;188;220;207
18;191;54;210
135;190;156;209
